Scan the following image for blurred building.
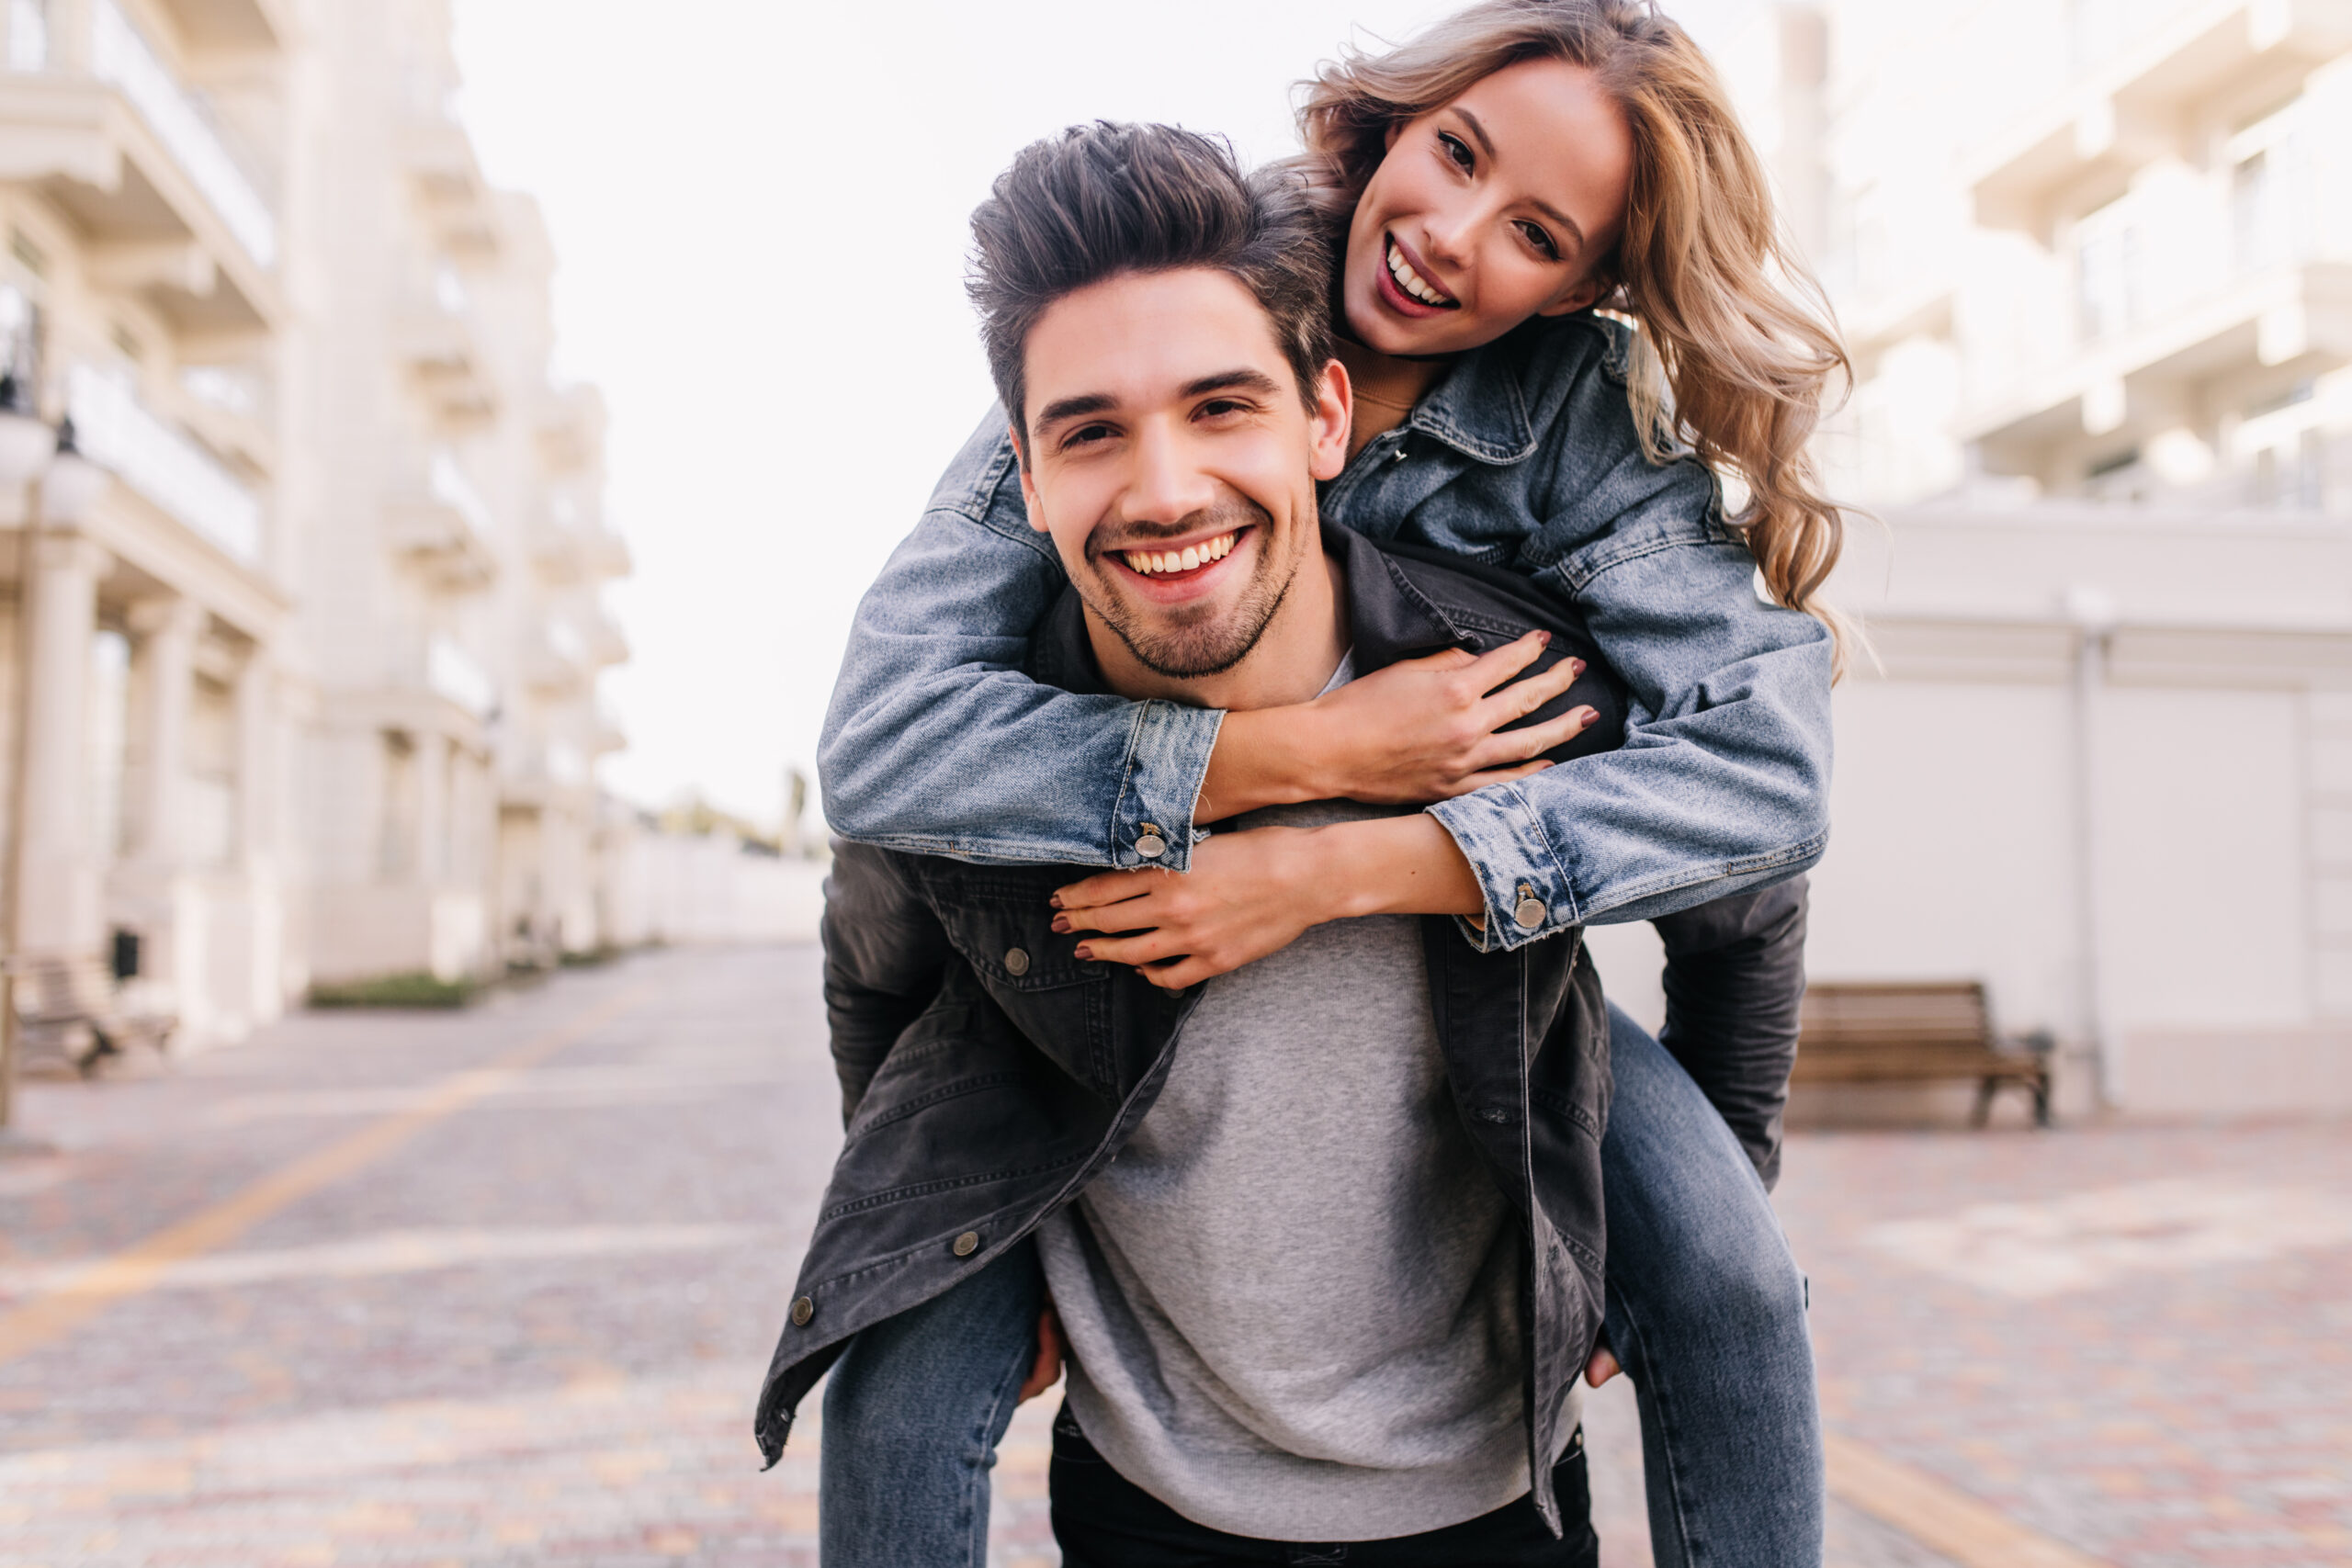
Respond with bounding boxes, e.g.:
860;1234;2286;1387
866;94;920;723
0;0;636;1050
1701;0;2352;1113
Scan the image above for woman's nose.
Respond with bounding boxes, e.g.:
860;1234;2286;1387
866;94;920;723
1419;214;1476;274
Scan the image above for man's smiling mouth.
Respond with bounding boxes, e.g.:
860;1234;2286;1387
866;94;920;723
1387;237;1458;309
1120;529;1239;577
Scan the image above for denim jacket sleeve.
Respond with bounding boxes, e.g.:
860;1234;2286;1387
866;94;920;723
1652;877;1809;1189
820;839;954;1123
817;411;1225;873
1417;329;1834;949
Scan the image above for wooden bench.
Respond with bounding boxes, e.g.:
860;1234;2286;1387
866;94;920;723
12;956;176;1077
1794;981;2053;1127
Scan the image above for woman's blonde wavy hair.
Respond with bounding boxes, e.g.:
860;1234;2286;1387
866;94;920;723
1293;0;1854;671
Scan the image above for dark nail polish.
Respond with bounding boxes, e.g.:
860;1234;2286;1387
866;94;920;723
1048;893;1065;909
1051;915;1071;934
1074;944;1093;962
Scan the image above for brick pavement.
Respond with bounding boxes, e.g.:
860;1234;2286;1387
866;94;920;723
0;944;2341;1566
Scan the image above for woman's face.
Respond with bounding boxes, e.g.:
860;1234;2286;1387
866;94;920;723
1341;57;1635;359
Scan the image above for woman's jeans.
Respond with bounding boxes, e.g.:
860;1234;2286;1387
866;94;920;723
817;1005;1826;1567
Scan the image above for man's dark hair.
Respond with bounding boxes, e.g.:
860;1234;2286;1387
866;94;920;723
967;121;1336;454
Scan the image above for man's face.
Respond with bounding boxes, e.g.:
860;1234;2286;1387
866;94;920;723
1017;268;1349;682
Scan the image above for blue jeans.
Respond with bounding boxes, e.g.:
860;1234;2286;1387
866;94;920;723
817;1007;1825;1566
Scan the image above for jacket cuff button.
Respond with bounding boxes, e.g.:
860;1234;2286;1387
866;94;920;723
790;1295;814;1327
953;1231;981;1258
1513;897;1548;931
1135;829;1168;860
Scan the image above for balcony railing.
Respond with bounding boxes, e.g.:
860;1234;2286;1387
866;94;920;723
88;0;277;268
68;362;262;564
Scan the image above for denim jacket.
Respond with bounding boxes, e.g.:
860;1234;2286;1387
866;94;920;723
819;311;1835;951
760;525;1639;1534
759;527;1812;1535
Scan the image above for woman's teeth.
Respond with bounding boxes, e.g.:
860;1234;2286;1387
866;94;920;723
1387;243;1455;308
1124;531;1237;576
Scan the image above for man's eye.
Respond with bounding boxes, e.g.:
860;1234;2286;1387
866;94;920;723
1197;400;1248;419
1518;220;1561;262
1063;423;1113;448
1437;131;1474;172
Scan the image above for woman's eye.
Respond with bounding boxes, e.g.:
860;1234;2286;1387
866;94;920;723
1437;131;1474;172
1517;220;1560;261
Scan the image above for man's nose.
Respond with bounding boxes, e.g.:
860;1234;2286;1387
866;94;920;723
1123;420;1217;525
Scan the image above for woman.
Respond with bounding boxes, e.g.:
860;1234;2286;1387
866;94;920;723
808;2;1847;1562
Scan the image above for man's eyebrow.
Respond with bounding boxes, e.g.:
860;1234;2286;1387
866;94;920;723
1181;368;1283;400
1033;391;1117;430
1452;106;1588;259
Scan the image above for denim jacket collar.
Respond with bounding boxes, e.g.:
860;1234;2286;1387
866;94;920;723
1395;321;1548;467
1028;524;1486;699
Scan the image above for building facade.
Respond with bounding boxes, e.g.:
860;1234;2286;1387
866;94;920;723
1618;0;2352;1115
0;0;632;1055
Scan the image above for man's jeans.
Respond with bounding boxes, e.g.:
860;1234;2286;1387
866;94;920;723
817;1007;1826;1567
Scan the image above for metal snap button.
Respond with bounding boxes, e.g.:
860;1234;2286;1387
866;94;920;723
790;1295;814;1327
1513;897;1547;931
1004;947;1030;976
1135;831;1167;860
953;1231;980;1258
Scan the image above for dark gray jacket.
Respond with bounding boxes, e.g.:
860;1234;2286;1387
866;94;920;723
755;525;1806;1534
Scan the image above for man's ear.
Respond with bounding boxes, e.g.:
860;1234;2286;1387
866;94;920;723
1012;422;1049;533
1308;359;1352;483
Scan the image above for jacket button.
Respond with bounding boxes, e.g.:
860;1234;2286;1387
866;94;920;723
953;1231;980;1258
790;1295;814;1327
1004;947;1030;976
1513;897;1547;931
1135;831;1167;860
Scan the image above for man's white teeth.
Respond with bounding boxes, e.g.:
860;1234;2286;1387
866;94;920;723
1388;243;1453;307
1124;532;1237;575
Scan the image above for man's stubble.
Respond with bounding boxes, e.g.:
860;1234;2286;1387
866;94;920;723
1082;498;1301;681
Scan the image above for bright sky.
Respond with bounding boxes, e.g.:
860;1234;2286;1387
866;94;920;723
450;0;1761;832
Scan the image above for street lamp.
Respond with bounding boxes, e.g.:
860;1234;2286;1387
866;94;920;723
0;398;112;1141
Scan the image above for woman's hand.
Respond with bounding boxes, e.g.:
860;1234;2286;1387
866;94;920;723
1200;631;1598;819
1053;827;1333;990
1051;815;1484;988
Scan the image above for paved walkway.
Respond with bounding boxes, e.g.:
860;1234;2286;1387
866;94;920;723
0;946;2342;1566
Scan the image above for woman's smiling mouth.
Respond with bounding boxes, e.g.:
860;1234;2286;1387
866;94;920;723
1385;235;1459;309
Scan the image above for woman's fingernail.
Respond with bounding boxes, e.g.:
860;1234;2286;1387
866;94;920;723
1577;707;1597;723
1048;893;1065;909
1051;915;1071;934
1074;944;1093;962
1534;630;1552;645
1569;659;1585;675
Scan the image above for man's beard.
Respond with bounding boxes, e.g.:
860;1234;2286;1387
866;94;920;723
1084;499;1295;680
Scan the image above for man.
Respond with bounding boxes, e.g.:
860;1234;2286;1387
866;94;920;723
755;123;1802;1562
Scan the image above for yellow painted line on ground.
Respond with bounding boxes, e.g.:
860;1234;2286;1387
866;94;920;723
1826;1431;2115;1568
0;981;654;1367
